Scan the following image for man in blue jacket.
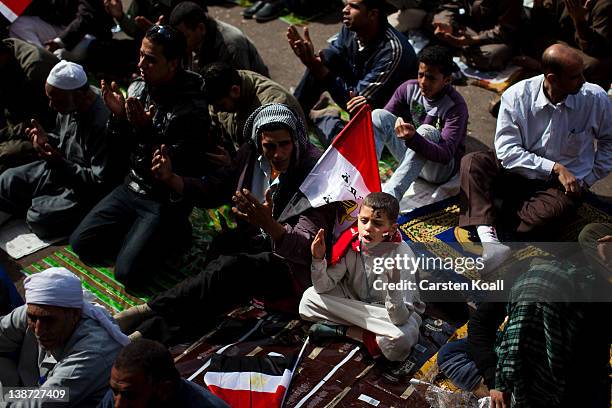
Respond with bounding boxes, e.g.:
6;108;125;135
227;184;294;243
287;0;417;144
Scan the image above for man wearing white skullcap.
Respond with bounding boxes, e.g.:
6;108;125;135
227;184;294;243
0;267;128;407
0;59;115;239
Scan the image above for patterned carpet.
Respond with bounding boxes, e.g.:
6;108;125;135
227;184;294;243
19;194;611;406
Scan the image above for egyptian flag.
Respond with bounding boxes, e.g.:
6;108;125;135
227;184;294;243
204;352;295;408
278;104;381;237
0;0;32;22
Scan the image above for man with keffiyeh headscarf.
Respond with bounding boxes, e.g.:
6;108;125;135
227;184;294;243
0;267;128;407
115;103;338;344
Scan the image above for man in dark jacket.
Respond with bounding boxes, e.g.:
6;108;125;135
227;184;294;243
69;25;213;290
523;0;612;90
114;103;337;344
287;0;417;144
169;1;269;77
433;0;523;71
0;39;58;172
202;62;303;148
10;0;114;62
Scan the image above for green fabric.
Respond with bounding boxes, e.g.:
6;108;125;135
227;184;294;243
495;258;589;407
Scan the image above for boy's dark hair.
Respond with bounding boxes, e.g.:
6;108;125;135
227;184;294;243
362;192;399;222
169;1;209;30
201;62;241;101
144;25;186;62
418;45;457;77
113;339;180;384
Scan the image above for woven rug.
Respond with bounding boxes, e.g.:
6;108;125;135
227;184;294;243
170;304;458;407
395;193;612;303
398;193;612;244
21;206;237;313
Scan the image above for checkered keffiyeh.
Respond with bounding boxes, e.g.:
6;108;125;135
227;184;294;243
243;103;309;163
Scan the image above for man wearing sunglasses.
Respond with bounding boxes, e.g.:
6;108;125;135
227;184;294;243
70;25;213;291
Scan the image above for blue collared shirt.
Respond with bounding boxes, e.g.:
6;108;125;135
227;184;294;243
494;74;612;186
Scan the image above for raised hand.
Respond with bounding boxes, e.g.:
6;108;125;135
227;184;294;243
135;16;154;32
101;79;126;118
104;0;123;19
205;145;232;167
311;228;326;260
26;119;49;153
394;117;416;141
347;90;367;115
125;98;155;129
152;144;172;181
44;39;61;52
489;389;510;408
287;25;318;67
232;188;274;229
564;0;590;23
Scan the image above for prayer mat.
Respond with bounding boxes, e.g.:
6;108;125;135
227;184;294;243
398;193;612;244
396;193;612;300
171;304;460;407
20;206;237;313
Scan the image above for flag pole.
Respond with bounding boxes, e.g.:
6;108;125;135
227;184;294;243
281;336;311;407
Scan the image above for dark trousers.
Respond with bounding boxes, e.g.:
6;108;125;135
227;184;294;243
437;339;483;392
0;160;86;238
141;252;295;344
459;151;580;235
69;184;191;289
294;48;355;145
294;47;355;113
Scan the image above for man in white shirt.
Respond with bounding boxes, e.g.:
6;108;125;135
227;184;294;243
458;44;612;271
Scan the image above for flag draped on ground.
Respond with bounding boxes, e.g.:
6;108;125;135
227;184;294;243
204;352;296;408
0;0;32;22
278;104;381;237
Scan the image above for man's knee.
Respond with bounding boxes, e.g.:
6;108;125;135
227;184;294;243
416;124;441;143
460;151;496;175
371;109;395;128
298;287;321;321
69;221;99;261
386;332;416;361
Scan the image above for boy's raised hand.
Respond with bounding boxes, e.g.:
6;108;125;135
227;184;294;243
311;228;326;260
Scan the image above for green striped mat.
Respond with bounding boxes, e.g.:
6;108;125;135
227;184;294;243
22;206;237;314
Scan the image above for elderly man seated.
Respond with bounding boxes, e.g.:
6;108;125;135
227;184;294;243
0;268;129;407
0;60;112;239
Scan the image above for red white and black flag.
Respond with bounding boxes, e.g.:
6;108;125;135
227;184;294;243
278;104;381;237
204;352;296;408
0;0;32;22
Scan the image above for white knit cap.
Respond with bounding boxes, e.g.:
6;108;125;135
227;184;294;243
25;267;130;347
46;60;88;90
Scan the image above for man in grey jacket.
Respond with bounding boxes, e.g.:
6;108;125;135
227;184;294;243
0;60;111;239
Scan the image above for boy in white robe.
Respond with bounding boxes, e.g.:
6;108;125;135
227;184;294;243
299;192;425;361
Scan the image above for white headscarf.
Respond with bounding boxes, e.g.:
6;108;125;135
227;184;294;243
24;268;130;346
